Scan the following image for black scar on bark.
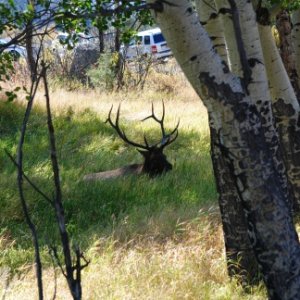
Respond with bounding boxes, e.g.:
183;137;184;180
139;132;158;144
221;61;230;73
201;8;232;25
200;13;218;24
256;7;270;26
185;7;194;16
218;8;232;16
213;43;226;47
209;12;218;20
153;0;178;13
198;71;267;152
190;55;197;61
198;71;245;110
287;125;300;155
185;7;193;16
248;58;263;68
273;98;296;118
297;115;300;128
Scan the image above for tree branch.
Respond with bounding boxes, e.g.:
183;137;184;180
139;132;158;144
5;150;54;206
227;0;252;92
16;68;44;300
41;62;89;300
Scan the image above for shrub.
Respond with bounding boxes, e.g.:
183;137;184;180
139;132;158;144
87;52;119;91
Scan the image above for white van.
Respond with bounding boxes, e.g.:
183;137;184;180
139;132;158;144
121;28;172;60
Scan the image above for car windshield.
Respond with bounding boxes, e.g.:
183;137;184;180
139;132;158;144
153;33;165;43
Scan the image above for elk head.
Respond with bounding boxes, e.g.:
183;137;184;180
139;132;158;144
106;102;179;177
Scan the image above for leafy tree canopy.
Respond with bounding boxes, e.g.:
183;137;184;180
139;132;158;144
0;1;153;44
267;0;300;10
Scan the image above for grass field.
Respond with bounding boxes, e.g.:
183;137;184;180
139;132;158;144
0;73;266;299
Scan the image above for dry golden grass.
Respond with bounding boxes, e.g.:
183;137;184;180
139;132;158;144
0;213;266;300
4;64;208;135
34;86;205;130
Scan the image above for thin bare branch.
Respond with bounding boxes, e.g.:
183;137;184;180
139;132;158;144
48;247;58;300
50;246;67;278
16;71;44;300
42;62;85;300
5;150;54;206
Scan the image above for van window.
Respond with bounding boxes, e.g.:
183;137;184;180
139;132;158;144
144;35;151;45
153;33;165;43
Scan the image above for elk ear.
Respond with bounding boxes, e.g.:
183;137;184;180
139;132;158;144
137;149;148;157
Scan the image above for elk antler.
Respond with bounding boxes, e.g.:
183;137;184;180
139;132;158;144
106;104;150;150
141;101;179;149
106;102;179;150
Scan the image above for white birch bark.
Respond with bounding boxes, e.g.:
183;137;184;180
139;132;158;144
196;0;257;280
259;26;299;120
235;0;272;107
147;0;300;298
195;0;228;64
276;10;300;99
291;9;300;88
214;0;242;75
259;23;300;210
235;0;291;208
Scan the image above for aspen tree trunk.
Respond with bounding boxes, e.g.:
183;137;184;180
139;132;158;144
98;30;105;53
234;1;295;213
258;11;300;212
25;0;37;81
195;0;258;282
234;0;283;162
114;28;121;52
291;9;300;89
209;126;259;282
214;0;242;75
148;0;300;298
276;10;300;100
196;0;228;62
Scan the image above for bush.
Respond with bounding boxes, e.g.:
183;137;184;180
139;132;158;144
87;52;119;91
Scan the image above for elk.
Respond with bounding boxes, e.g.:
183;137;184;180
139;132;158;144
83;102;179;181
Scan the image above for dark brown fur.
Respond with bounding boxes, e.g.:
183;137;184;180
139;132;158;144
83;164;143;181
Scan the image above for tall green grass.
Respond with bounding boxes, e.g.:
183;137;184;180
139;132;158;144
0;99;214;267
0;98;267;299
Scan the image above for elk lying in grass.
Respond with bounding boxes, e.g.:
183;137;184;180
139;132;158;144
83;102;179;181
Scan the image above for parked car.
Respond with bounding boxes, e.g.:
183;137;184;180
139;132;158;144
52;32;96;50
121;28;172;60
0;38;27;59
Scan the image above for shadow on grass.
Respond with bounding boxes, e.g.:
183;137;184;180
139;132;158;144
0;101;217;270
